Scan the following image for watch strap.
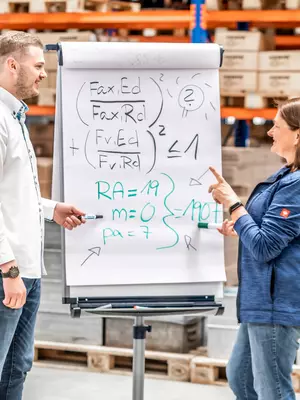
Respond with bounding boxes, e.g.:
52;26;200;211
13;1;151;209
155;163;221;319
229;201;243;215
0;266;20;279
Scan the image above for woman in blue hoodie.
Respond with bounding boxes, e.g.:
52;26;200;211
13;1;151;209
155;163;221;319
209;98;300;400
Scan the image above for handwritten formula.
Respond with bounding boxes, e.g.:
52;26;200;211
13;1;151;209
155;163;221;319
62;67;224;285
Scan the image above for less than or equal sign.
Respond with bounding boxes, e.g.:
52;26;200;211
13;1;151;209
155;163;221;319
128;189;137;197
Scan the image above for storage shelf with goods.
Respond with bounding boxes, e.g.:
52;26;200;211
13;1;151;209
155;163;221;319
206;0;300;11
26;104;277;120
0;10;190;30
211;12;300;120
2;0;142;13
205;10;300;28
221;107;276;119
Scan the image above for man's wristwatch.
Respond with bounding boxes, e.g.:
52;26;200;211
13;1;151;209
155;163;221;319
229;201;244;215
0;266;20;279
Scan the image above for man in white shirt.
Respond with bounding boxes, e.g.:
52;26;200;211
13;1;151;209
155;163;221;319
0;31;85;399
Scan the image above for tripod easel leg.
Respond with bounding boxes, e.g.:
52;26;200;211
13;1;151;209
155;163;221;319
132;316;152;400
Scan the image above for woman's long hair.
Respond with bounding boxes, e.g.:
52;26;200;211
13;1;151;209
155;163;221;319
278;98;300;171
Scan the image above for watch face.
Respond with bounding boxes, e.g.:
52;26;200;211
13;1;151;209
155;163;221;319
9;266;20;278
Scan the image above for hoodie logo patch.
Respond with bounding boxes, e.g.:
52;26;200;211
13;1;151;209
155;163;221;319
280;208;291;218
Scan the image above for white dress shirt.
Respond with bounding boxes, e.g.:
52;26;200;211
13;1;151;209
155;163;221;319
0;87;57;278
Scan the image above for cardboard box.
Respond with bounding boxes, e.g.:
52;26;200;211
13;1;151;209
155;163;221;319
44;53;58;71
220;71;257;96
39;181;52;199
38;31;95;46
285;0;300;8
33;141;53;157
37;88;56;106
259;72;300;95
37;157;53;183
222;52;258;70
259;51;300;71
38;76;49;89
206;0;222;9
242;0;263;8
228;0;242;9
40;31;95;70
243;0;282;8
29;123;54;140
47;71;57;89
215;30;274;52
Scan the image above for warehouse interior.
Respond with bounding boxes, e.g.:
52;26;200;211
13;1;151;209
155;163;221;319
1;0;300;399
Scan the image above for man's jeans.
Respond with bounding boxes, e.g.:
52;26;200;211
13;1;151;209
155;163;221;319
227;323;300;400
0;277;41;400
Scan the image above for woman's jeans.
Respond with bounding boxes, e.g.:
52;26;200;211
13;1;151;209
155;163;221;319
227;323;300;400
0;277;41;400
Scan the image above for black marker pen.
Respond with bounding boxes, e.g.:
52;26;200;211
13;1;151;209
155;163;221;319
78;214;103;220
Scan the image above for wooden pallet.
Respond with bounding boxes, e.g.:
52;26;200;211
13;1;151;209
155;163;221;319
26;89;56;107
98;27;187;40
191;356;300;392
0;0;74;12
0;0;141;12
221;94;288;109
33;342;300;391
206;0;293;10
84;0;141;12
34;341;194;382
191;356;228;386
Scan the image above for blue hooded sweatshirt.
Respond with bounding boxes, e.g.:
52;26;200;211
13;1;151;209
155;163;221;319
234;166;300;326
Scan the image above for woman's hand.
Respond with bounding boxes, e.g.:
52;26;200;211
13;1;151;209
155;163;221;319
217;219;238;237
208;167;240;208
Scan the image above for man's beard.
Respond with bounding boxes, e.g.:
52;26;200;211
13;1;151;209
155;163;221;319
15;66;38;100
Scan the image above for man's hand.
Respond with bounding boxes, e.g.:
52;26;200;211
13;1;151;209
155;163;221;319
1;260;26;309
53;203;86;230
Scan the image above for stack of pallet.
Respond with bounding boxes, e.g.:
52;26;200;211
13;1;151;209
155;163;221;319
0;0;141;13
24;31;96;106
36;158;53;199
259;50;300;98
217;29;275;107
206;0;300;10
29;119;54;199
217;29;300;107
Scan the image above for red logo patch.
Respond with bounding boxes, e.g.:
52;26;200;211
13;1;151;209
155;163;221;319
280;208;291;218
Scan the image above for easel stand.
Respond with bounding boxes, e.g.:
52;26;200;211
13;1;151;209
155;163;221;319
133;316;152;400
78;303;223;400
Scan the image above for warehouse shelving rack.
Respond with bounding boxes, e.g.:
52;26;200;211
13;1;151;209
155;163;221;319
1;7;299;123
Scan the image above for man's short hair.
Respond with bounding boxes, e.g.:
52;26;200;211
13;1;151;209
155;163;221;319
0;31;43;60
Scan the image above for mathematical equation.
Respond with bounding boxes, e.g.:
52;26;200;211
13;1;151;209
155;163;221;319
95;173;221;249
74;74;216;173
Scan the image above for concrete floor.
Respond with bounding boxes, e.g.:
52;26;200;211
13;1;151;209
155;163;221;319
23;366;300;400
24;366;235;400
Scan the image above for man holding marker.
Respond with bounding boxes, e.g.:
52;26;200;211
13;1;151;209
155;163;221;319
0;31;86;399
208;98;300;400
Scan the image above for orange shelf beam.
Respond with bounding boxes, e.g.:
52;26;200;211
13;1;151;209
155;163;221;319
0;10;299;36
275;35;300;49
27;105;276;120
0;11;190;30
128;35;190;42
205;10;300;28
221;107;276;120
27;105;55;117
